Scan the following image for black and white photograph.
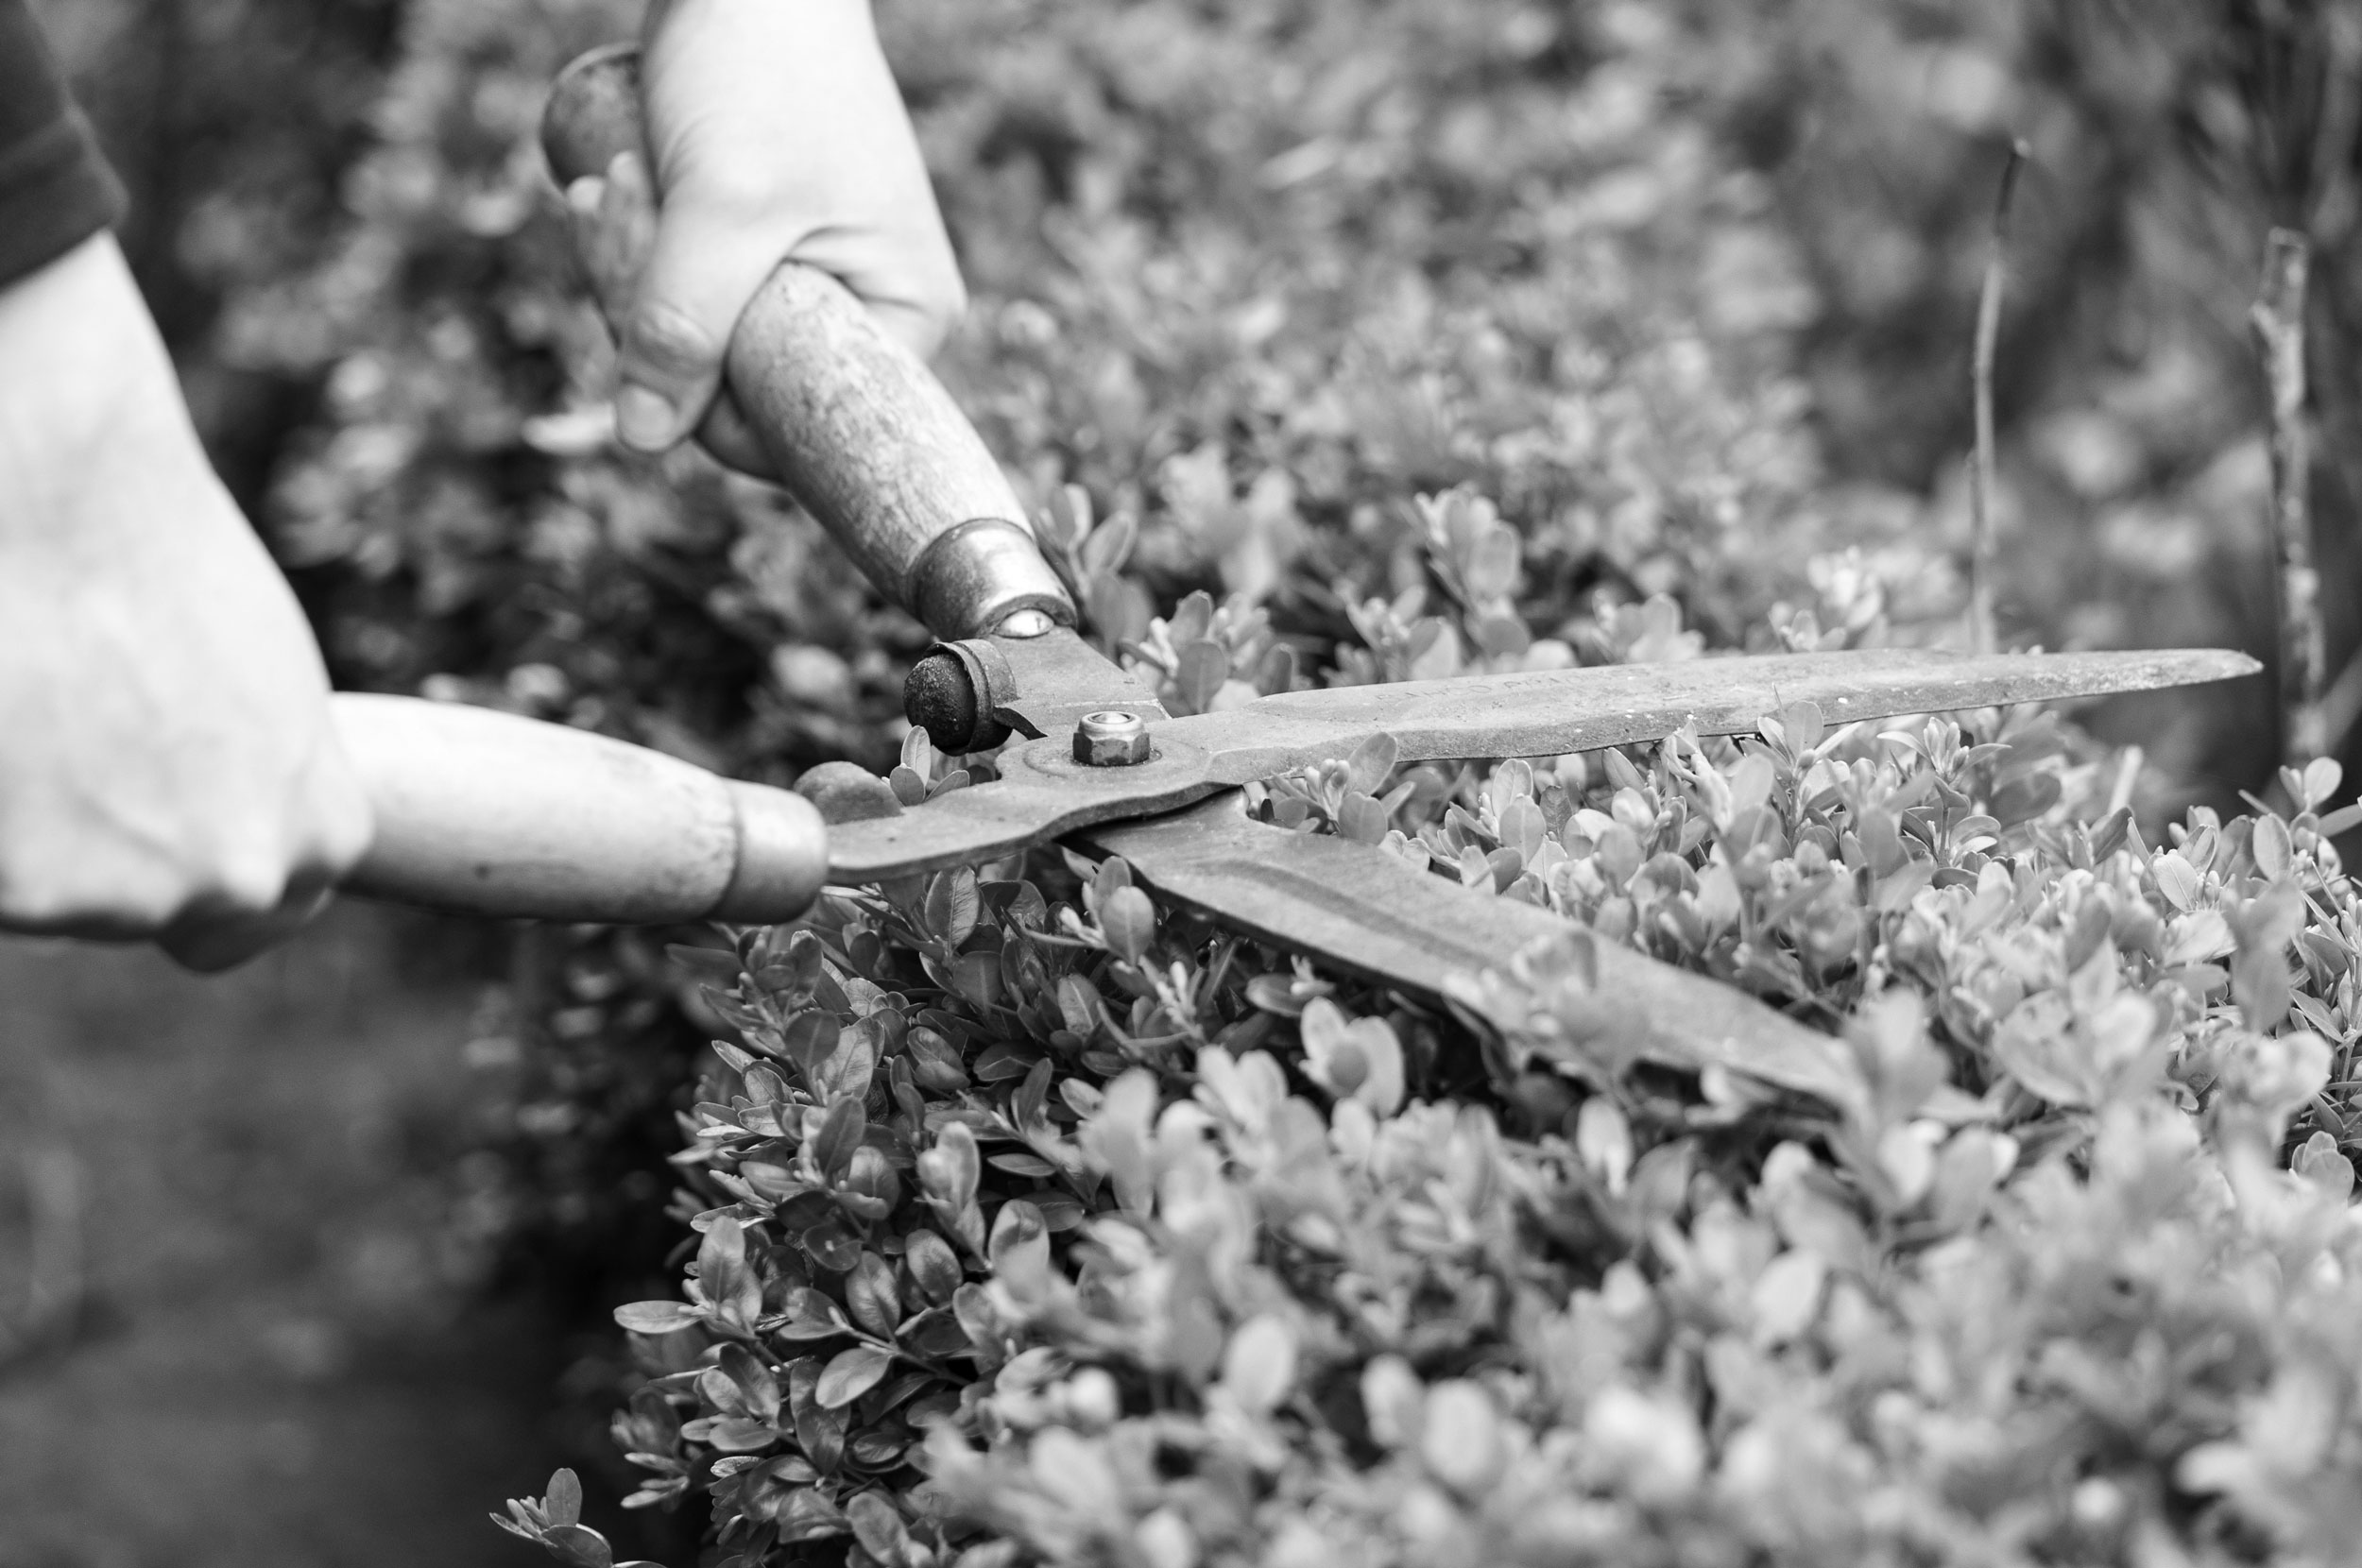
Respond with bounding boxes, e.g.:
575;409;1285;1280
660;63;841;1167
2;3;2359;1564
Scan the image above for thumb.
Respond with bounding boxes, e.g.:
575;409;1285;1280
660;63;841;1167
612;162;801;453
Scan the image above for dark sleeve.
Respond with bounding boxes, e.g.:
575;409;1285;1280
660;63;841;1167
0;0;125;287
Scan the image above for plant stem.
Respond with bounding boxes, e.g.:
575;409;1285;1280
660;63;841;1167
1969;141;2029;657
2251;227;2326;767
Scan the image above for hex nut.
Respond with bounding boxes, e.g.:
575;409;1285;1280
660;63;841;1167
1073;710;1152;766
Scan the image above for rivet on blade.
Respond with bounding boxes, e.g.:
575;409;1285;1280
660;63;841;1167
993;607;1057;639
1073;710;1151;766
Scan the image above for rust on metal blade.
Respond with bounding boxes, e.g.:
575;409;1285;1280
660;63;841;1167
1158;645;2261;779
827;646;2258;881
825;735;1232;880
1082;796;1863;1110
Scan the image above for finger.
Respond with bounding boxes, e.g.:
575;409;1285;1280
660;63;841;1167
154;735;371;973
851;295;952;362
692;384;778;479
564;163;771;475
614;174;802;453
158;868;336;974
564;156;659;330
563;175;617;313
783;226;967;362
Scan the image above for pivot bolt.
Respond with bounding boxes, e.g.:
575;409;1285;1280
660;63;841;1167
1073;710;1151;767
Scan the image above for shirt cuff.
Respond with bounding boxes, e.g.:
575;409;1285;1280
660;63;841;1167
0;103;126;289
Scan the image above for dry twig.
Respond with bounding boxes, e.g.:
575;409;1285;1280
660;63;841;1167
2251;227;2326;767
1969;141;2030;656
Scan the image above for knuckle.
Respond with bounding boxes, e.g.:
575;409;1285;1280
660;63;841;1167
923;267;969;332
199;854;294;919
304;788;377;880
625;300;722;379
688;167;787;219
0;864;179;936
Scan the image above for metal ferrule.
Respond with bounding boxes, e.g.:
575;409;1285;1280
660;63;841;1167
908;518;1076;640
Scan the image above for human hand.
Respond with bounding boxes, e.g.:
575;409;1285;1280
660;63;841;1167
0;235;373;970
569;0;967;469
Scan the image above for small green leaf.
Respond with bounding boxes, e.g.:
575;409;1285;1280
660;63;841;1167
816;1344;895;1409
1174;639;1231;714
1462;522;1520;599
2088;806;2132;862
1221;1313;1297;1413
1344;731;1399;795
1056;974;1104;1036
1499;795;1547;861
918;1122;982;1212
779;1486;850;1542
1338;791;1388;844
1014;1056;1054;1130
698;1216;763;1330
903;1227;964;1306
1078;509;1136;578
1724;752;1776;818
1990;770;2062;827
1254;641;1297;694
1091;855;1133;912
900;725;935;776
2151;851;2201;912
988;1198;1051;1289
613;1300;704;1335
1419;1381;1504;1497
537;1524;617;1568
777;1287;853;1340
781;1012;841;1073
802;1219;864;1273
812;1095;866;1183
1776;700;1824;754
2304;756;2344;810
1102;886;1157;963
1040;482;1091;551
2252;813;2293;880
846;1252;900;1338
847;1491;912;1560
706;1416;779;1454
812;1019;879;1104
543;1469;582;1528
924;867;982;948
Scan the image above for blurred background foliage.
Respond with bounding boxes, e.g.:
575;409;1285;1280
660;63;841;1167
28;0;2362;1551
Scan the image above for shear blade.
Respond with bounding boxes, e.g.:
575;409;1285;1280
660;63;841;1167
1158;645;2262;776
1084;796;1866;1110
827;645;2258;880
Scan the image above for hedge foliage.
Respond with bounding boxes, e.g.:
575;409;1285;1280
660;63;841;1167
172;0;2362;1560
509;712;2362;1567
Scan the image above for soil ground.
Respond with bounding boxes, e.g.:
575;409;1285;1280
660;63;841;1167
0;908;572;1568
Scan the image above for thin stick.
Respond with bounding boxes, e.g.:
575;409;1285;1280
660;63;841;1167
1969;141;2030;656
2106;745;2144;818
2251;228;2325;767
2308;6;2362;247
2322;644;2362;755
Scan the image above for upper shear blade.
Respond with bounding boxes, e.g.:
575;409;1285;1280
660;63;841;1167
829;645;2259;881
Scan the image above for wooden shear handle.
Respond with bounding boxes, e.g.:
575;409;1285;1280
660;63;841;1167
540;42;1072;640
334;694;826;926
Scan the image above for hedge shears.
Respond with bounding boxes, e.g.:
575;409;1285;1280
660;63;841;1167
331;46;2258;1103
